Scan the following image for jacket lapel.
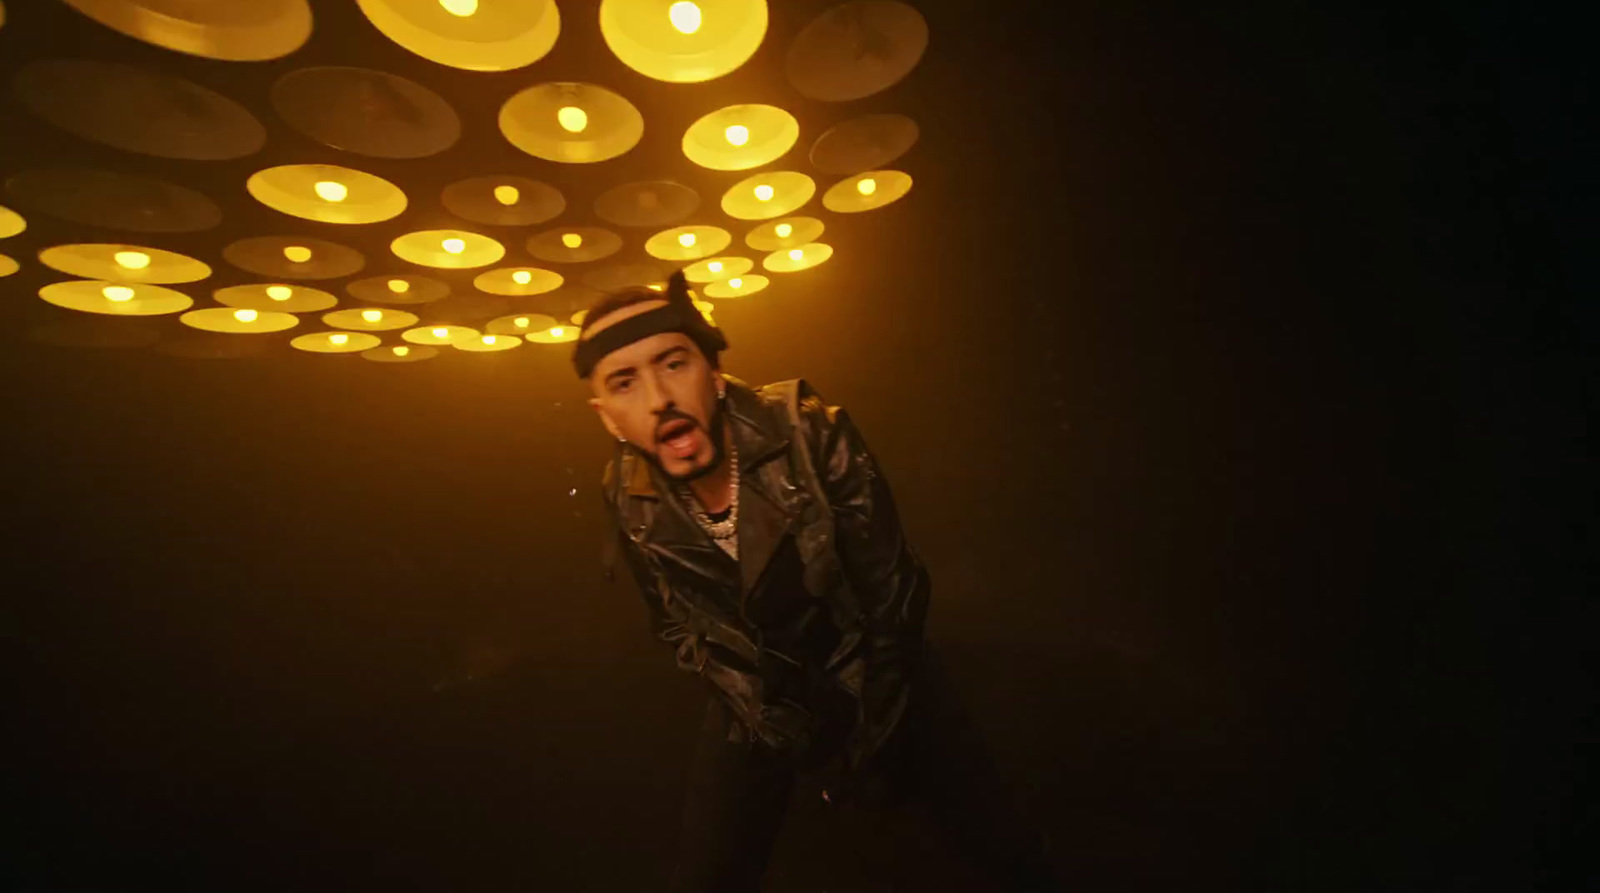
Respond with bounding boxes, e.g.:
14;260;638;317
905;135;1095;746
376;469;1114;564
725;380;798;600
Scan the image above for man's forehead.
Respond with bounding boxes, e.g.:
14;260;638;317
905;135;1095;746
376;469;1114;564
579;297;669;340
590;330;697;379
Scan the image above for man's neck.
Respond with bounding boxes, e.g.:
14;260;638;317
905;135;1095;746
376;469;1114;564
687;426;735;514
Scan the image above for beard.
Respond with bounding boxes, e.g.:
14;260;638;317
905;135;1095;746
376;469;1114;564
640;398;728;484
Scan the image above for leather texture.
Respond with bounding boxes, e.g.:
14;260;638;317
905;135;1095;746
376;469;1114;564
602;375;931;792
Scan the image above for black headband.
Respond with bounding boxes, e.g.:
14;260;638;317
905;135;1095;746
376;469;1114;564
572;292;727;379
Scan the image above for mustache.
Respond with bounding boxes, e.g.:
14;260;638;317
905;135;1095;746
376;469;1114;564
653;410;699;444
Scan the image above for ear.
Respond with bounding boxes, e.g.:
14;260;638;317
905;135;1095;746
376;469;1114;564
590;396;623;441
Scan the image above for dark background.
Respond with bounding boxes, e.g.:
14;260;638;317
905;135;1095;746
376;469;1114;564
2;1;1588;890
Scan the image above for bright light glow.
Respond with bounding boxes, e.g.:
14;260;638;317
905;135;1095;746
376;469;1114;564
708;261;723;273
754;184;775;201
647;284;664;292
550;327;565;337
668;1;702;34
394;346;410;357
493;185;520;206
266;285;292;301
728;278;743;289
441;238;466;254
113;250;150;270
557;106;588;133
102;285;134;302
330;333;349;345
482;335;498;345
432;327;449;338
387;279;409;294
362;309;383;323
857;177;878;196
284;245;312;263
724;124;749;146
234;309;258;323
561;232;582;249
788;248;803;260
512;270;532;285
774;223;792;238
515;317;530;328
439;0;477;16
313;180;347;202
678;232;697;248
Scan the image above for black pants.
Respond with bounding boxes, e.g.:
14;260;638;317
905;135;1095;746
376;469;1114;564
667;643;1061;892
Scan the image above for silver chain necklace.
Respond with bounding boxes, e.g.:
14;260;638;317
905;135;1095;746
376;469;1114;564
677;442;739;560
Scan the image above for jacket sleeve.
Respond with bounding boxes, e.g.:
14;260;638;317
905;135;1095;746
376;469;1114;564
807;396;932;768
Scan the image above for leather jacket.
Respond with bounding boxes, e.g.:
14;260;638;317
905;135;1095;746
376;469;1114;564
602;376;931;791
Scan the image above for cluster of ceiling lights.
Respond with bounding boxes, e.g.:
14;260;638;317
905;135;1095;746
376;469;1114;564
3;0;927;363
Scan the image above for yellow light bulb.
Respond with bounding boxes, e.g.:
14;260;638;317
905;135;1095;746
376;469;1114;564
515;317;530;328
102;285;134;302
550;327;565;337
362;309;383;323
330;333;349;345
313;180;347;202
387;279;409;294
857;177;878;196
708;261;723;273
724;124;749;146
393;346;410;357
678;232;696;248
668;1;702;34
561;232;582;249
432;327;449;339
557;106;588;133
441;238;466;254
234;308;258;323
512;270;532;285
266;285;293;301
482;335;497;345
439;0;477;16
113;250;150;270
284;245;312;263
754;184;775;201
774;223;792;238
728;278;743;289
788;248;803;260
493;185;519;206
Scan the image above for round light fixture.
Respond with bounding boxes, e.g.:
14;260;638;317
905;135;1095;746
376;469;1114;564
762;242;834;273
683;104;798;170
600;0;768;83
356;0;560;71
683;256;753;283
247;164;407;224
474;267;564;296
527;227;624;264
441;176;564;226
702;274;769;298
822;170;913;213
391;230;505;269
40;280;194;316
744;216;824;252
39;244;211;284
59;0;313;61
645;226;730;261
719;170;815;220
214;283;339;314
500;82;644;164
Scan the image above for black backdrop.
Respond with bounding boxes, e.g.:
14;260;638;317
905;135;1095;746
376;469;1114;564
3;1;1587;890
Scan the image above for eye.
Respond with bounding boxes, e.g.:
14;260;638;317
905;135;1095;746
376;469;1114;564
666;359;686;371
612;378;634;393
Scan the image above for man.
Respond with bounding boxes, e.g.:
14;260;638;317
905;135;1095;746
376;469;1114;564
576;271;1059;891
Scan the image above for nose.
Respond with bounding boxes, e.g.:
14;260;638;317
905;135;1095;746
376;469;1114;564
642;370;671;414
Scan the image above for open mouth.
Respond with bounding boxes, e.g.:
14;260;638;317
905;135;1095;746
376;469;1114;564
656;418;699;459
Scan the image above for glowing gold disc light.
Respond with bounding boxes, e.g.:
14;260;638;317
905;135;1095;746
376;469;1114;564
214;283;338;314
402;324;479;345
40;280;194;316
291;331;381;353
486;313;557;336
762;242;833;273
323;307;417;331
500;83;644;164
719;171;815;220
39;244;210;284
0;255;17;278
247;164;408;224
745;217;824;252
356;0;560;71
391;230;505;269
441;175;565;227
348;274;449;305
454;332;522;353
702;274;769;298
645;225;731;261
684;256;752;283
526;325;579;344
682;104;798;170
599;0;769;83
362;344;438;363
180;306;300;333
822;170;913;213
527;227;623;264
474;267;564;297
0;206;25;239
59;0;313;61
224;236;365;280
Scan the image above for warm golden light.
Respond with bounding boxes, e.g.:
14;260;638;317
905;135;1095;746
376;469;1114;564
515;317;530;328
857;177;878;196
439;0;478;16
313;180;348;202
668;1;702;34
284;245;312;263
774;223;792;238
482;335;498;345
728;277;743;289
394;346;410;357
550;326;565;337
387;279;409;294
330;333;349;345
102;285;135;302
754;184;775;201
267;285;293;301
512;270;532;285
234;308;258;323
113;250;151;270
557;105;588;133
788;248;804;260
432;327;449;338
493;184;520;206
678;233;697;248
647;284;664;292
362;309;383;323
724;124;749;146
441;238;466;254
708;261;724;273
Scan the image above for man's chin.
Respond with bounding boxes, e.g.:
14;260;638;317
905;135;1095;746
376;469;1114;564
651;441;723;484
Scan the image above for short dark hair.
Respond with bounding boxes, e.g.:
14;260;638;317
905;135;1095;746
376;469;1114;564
580;283;722;369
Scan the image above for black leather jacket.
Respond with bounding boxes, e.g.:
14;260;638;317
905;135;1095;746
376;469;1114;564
602;376;931;786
